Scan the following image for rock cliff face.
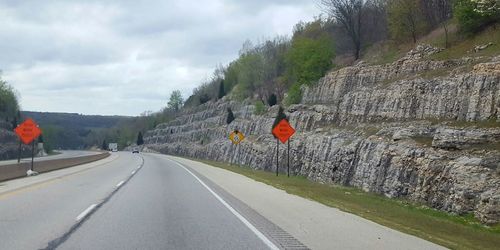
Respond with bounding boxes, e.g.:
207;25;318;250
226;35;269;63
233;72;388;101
0;121;32;160
144;46;500;225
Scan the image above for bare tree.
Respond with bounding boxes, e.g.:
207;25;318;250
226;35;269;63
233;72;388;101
319;0;365;60
387;0;425;43
429;0;452;48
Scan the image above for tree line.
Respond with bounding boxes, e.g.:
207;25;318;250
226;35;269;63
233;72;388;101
176;0;498;111
0;73;20;128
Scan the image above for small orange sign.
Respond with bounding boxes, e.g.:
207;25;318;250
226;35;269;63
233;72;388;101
272;119;295;143
14;118;42;145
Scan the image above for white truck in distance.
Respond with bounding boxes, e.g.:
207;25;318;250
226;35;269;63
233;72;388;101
108;143;118;152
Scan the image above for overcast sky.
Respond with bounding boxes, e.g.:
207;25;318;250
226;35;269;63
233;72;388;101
0;0;318;116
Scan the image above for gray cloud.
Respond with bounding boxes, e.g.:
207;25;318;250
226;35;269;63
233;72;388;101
0;0;318;116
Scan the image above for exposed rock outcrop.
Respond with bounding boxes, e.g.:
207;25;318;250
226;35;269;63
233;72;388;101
0;121;32;160
144;46;500;224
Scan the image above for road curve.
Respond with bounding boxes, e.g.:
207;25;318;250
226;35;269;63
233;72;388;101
0;152;271;250
0;152;444;250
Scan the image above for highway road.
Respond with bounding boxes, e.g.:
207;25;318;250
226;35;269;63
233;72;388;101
0;152;443;250
0;150;101;166
0;152;272;250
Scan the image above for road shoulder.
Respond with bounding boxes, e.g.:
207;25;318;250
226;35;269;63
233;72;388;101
165;155;445;250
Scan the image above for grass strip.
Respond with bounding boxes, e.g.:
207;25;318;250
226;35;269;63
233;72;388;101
192;158;500;250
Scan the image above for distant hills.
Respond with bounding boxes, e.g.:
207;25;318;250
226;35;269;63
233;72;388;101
21;111;131;150
22;111;129;129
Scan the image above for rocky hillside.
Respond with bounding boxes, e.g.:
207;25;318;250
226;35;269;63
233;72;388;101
143;45;500;225
0;121;32;160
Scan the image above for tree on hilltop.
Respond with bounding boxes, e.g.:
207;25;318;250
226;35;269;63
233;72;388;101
168;90;184;112
137;132;144;145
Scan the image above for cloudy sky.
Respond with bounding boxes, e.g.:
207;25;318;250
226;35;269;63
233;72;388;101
0;0;318;116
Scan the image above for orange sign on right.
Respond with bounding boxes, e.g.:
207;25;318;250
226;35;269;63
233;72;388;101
272;119;295;144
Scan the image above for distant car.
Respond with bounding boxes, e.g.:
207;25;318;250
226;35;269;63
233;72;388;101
132;148;140;153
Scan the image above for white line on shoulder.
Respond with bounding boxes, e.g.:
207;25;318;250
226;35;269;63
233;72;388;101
168;158;279;250
76;204;97;221
116;180;125;187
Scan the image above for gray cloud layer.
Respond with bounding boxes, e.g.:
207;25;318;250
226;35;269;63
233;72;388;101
0;0;317;116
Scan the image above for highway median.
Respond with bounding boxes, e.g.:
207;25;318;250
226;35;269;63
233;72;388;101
0;152;110;182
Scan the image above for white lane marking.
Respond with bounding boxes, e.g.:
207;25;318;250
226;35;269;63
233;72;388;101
76;204;97;221
116;180;125;188
131;170;136;175
169;159;279;250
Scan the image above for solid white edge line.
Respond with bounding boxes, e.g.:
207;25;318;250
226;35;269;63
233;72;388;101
170;159;279;250
76;204;97;221
116;180;125;188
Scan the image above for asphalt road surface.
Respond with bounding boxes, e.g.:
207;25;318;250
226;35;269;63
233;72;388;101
0;150;101;166
0;152;443;250
0;152;272;250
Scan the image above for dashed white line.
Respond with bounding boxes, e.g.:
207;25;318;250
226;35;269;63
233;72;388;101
76;204;97;221
116;180;125;188
131;170;136;175
168;159;279;250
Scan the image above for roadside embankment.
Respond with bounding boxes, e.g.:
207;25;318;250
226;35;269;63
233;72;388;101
0;152;110;182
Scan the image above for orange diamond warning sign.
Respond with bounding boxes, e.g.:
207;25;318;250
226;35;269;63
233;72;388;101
272;119;295;144
14;118;42;145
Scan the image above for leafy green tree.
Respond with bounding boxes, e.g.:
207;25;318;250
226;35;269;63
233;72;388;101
226;107;235;124
267;93;277;106
136;132;144;145
218;80;225;99
0;75;19;121
454;0;499;34
11;116;17;130
272;106;287;133
237;52;265;97
284;83;302;105
167;90;183;111
223;61;239;93
254;101;266;115
387;0;426;43
102;139;108;150
285;34;335;86
199;93;210;104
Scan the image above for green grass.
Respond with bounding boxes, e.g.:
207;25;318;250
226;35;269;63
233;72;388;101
363;40;412;65
430;25;500;61
363;23;499;66
193;158;500;250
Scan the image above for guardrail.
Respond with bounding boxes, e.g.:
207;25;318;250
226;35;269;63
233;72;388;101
0;152;110;182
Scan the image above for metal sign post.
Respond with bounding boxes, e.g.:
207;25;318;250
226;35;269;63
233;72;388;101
229;130;245;166
14;118;42;176
287;139;290;177
31;140;35;171
17;140;21;164
276;138;279;176
272;119;296;178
